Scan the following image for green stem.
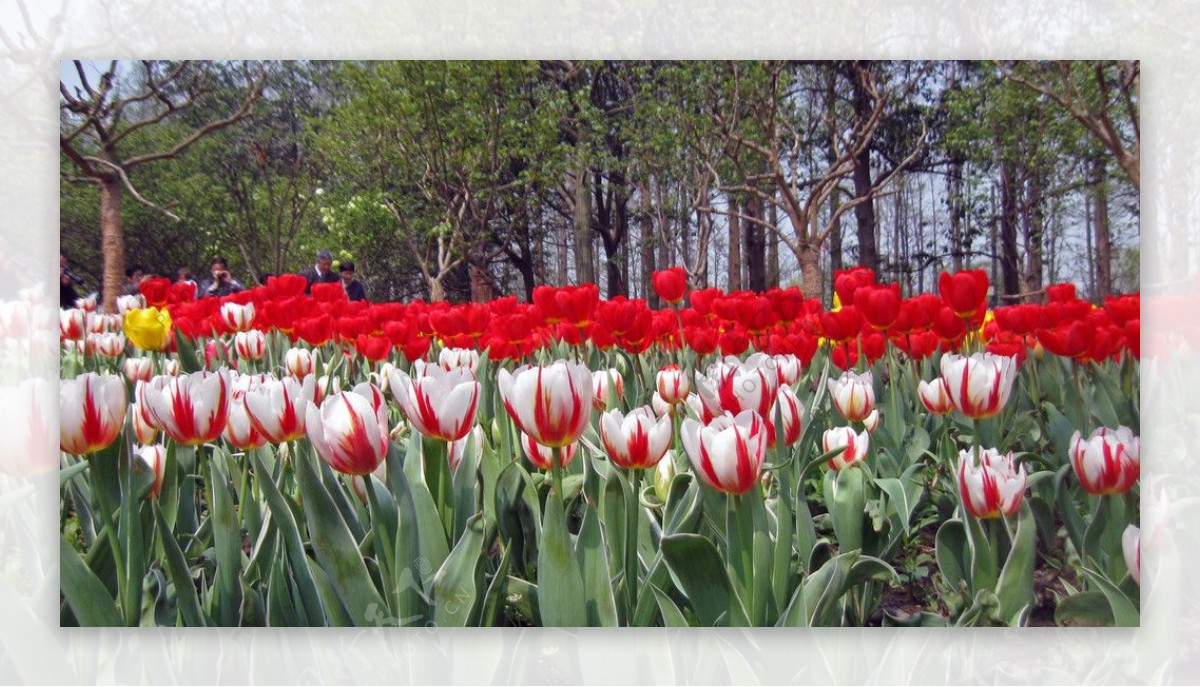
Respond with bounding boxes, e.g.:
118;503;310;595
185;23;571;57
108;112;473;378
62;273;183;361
551;446;565;506
625;468;641;624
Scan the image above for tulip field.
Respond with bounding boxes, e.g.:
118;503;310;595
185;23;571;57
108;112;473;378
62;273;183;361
58;268;1141;627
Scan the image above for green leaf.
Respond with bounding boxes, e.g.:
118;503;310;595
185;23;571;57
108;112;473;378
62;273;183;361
994;502;1036;624
825;467;867;555
152;501;208;627
59;535;123;627
294;444;388;627
431;513;489;627
1082;567;1140;627
1054;591;1115;627
649;584;691;627
479;545;513;627
208;450;243;627
660;533;749;627
173;329;203;374
249;450;324;626
576;497;619;627
494;461;542;577
537;494;587;627
935;519;969;592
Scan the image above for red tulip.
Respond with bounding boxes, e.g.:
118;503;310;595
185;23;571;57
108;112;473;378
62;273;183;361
1045;282;1077;303
60;373;127;455
855;283;901;330
652;267;688;305
138;277;172;308
938;269;990;319
355;334;392;362
834;266;876;307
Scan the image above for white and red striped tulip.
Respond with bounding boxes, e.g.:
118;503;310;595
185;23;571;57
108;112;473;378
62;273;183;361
691;371;724;423
390;361;480;442
130;383;160;445
1069;426;1140;495
224;393;268;450
243;374;314;444
314;374;341;406
143;370;232;446
917;377;955;415
1123;525;1141;585
448;425;484;471
715;353;779;417
116;294;146;315
60;309;85;340
306;386;390;476
822;426;870;471
656;364;690;404
75;294;97;313
60;373;127;455
773;354;803;386
680;410;769;495
285;347;319;379
349;460;389;503
234;330;266;360
591;368;624;410
438;347;480;373
519;431;578;471
863;409;880;434
162;357;180;376
940;352;1018;420
497;360;593;449
90;332;126;358
137;444;167;498
827;370;875;423
651;392;672;418
219;302;256;332
957;447;1027;519
600;406;672;470
771;385;805;447
123;356;154;385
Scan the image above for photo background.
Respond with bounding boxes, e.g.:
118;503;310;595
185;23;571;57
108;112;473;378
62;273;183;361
8;0;1192;682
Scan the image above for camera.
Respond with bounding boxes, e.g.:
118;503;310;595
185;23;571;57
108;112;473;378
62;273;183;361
62;267;84;285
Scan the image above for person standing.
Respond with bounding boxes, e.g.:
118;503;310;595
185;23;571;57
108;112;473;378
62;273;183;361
60;253;83;309
339;260;367;302
198;257;246;298
300;249;339;295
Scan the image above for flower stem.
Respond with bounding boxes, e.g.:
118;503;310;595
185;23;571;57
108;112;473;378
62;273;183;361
625;468;641;623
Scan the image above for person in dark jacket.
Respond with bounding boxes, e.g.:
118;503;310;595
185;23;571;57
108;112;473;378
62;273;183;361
198;256;246;298
60;253;83;309
300;249;339;295
339;260;367;302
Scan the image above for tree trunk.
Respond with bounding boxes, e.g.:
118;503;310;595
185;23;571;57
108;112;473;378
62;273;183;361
640;187;659;308
948;158;965;271
1092;155;1113;300
100;177;124;314
745;194;766;292
727;200;742;291
427;275;446;302
766;198;780;288
798;241;822;300
572;162;595;285
997;163;1021;299
850;62;879;273
469;259;495;303
1020;168;1045;297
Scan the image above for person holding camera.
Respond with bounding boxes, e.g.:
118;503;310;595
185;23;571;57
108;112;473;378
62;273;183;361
199;257;246;298
60;252;84;309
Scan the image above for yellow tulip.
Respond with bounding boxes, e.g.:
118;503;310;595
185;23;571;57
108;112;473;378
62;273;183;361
123;307;173;351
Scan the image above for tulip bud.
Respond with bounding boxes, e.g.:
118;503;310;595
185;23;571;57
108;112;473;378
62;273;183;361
939;352;1017;420
1123;524;1141;585
653;451;676;503
863;408;880;434
90;332;126;358
162;358;180;376
306;387;389;476
116;294;146;315
497;360;593;449
390;361;480;443
349;461;389;503
592;368;625;411
772;354;802;386
771;385;805;447
123;356;154;384
143;370;232;446
826;370;874;423
519;432;578;471
822;426;869;471
234;330;266;361
60;309;86;340
219;302;256;332
599;406;672;470
917;377;954;415
285;347;319;379
438;347;480;373
448;425;484;471
680;410;768;495
137;444;167;498
656;364;690;404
